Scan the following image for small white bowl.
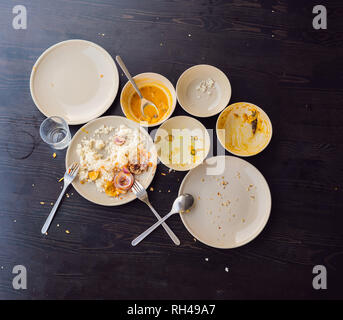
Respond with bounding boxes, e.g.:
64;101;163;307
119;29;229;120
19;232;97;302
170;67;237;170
30;39;119;125
154;116;210;171
176;64;232;117
120;72;176;127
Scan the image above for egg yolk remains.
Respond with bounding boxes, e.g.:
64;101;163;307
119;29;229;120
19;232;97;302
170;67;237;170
130;85;169;124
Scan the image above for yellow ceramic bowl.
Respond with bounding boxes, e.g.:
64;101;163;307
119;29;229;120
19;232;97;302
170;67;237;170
216;102;272;157
120;72;176;127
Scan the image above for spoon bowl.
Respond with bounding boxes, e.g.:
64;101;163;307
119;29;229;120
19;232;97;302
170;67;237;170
140;98;159;119
172;193;194;213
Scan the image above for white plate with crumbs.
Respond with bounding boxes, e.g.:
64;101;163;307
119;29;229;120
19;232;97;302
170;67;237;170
66;116;157;206
176;65;231;117
178;156;271;249
30;39;119;125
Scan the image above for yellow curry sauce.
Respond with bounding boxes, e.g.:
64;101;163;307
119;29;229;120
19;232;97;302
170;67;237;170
217;102;272;156
129;85;170;124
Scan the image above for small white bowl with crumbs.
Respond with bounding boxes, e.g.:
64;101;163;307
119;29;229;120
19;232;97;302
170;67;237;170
176;65;232;117
66;116;157;206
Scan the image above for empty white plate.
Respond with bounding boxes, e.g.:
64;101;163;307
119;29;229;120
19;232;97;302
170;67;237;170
30;39;119;125
178;156;271;248
176;65;231;117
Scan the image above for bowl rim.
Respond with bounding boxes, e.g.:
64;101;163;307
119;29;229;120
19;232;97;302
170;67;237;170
176;64;232;118
154;115;211;171
30;39;119;125
120;72;177;127
216;102;273;157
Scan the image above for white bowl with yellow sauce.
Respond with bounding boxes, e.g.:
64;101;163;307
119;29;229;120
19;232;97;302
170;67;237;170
216;102;272;157
154;116;211;171
120;72;176;127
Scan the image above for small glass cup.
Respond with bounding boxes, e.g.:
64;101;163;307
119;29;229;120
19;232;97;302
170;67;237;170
40;116;71;150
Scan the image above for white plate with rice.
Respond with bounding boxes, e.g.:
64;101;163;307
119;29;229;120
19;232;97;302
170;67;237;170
66;116;157;206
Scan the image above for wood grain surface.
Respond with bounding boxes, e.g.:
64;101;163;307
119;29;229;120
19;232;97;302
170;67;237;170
0;0;342;299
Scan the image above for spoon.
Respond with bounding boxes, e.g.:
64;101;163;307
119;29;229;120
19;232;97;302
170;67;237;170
131;193;194;246
116;55;159;119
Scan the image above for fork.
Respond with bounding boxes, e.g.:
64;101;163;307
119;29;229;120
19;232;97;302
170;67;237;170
132;180;180;246
41;162;79;234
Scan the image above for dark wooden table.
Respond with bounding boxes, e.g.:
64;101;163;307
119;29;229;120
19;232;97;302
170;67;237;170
0;0;342;300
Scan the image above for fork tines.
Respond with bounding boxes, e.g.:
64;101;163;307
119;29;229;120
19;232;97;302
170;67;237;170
68;162;79;175
132;181;141;193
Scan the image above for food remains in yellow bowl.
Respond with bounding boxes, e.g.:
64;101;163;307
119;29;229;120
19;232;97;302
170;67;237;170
76;124;153;197
129;85;170;124
217;102;272;156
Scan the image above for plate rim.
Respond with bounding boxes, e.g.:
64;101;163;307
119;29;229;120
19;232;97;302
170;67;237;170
30;39;119;125
176;64;232;118
65;115;157;206
178;155;272;249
